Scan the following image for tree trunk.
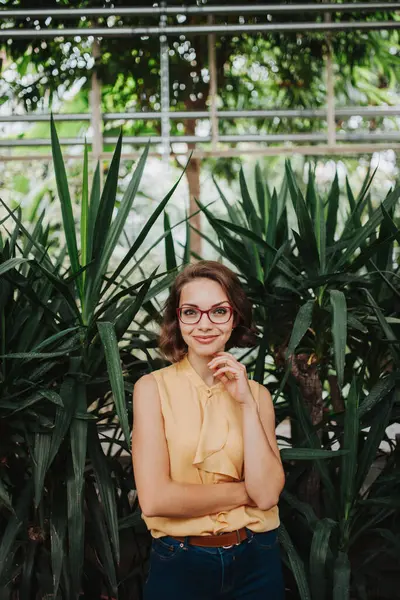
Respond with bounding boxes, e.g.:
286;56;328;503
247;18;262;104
185;119;202;260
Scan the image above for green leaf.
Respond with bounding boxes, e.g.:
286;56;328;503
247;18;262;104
334;186;400;270
340;378;359;522
50;115;81;297
102;163;186;299
87;161;101;265
0;481;32;581
285;299;315;358
98;321;130;447
34;432;52;507
0;258;29;276
333;551;350;600
279;523;311;600
326;172;339;247
359;373;396;418
239;167;263;237
80;140;89;289
164;211;177;272
88;424;120;563
329;290;347;389
50;485;67;596
281;448;349;460
310;518;337;600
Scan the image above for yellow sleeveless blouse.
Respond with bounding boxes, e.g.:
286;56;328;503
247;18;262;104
141;353;280;538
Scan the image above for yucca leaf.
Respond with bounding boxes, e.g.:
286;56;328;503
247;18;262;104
285;161;320;272
183;209;191;264
34;432;52;507
89;143;150;318
0;258;29;276
329;290;347;389
333;551;350;600
279;523;311;600
164;211;177;272
67;460;85;598
281;448;348;460
285;299;315;358
356;394;394;493
359;373;396;418
363;288;400;366
340;378;359;523
50;115;81;297
20;541;36;599
213;174;243;227
87;161;101;265
280;490;318;530
255;163;266;229
86;480;118;595
326;172;339;247
80;140;89;290
50;485;67;596
0;481;32;581
334;186;400;270
88;423;120;563
98;321;130;446
239;167;263;237
102;164;186;299
314;188;326;274
310;518;337;600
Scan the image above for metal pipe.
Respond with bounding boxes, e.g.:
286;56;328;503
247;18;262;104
159;3;170;159
1;21;399;39
1;4;399;19
2;143;400;162
207;16;218;150
1;106;399;123
3;132;400;147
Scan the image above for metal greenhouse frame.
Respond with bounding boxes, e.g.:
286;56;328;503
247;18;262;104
0;2;400;161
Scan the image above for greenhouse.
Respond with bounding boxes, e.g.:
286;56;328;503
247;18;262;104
0;2;399;599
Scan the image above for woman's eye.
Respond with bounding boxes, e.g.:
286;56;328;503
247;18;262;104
214;308;228;315
183;309;196;315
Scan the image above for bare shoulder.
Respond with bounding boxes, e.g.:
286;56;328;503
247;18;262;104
133;373;160;408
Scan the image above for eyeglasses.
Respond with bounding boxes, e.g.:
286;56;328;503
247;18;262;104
176;305;234;325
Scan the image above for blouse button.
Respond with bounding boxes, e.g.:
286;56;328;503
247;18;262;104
206;389;212;397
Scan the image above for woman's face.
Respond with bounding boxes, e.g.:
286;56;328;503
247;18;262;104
178;277;235;357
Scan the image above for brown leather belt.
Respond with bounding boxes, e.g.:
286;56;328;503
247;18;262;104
173;527;249;548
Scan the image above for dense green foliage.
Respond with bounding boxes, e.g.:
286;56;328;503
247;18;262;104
0;124;399;599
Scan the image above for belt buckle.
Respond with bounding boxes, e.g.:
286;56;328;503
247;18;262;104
222;529;241;549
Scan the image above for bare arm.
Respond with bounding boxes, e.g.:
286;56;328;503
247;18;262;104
132;373;252;518
242;384;285;510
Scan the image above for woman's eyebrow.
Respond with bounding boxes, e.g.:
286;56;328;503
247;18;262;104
180;301;230;308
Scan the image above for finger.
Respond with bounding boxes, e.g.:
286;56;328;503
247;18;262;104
213;366;241;379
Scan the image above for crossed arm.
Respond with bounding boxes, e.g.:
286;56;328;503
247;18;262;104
131;374;284;518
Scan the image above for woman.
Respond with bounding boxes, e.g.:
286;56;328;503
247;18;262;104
132;260;285;599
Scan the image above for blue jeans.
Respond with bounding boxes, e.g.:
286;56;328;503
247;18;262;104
143;528;285;599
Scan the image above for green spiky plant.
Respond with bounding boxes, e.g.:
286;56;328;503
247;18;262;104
191;163;400;600
0;117;192;599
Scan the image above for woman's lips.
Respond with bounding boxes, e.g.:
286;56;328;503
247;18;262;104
193;336;218;344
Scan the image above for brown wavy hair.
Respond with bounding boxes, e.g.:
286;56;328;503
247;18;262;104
158;260;259;363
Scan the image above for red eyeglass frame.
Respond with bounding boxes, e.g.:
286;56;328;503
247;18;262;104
176;305;234;324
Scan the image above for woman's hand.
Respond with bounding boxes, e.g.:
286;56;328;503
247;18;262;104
207;351;255;406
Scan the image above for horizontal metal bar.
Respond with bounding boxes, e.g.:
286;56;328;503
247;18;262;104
2;132;400;147
1;4;398;19
1;21;399;39
2;143;400;162
1;106;400;123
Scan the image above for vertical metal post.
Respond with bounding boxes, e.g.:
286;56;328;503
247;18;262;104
160;1;170;161
207;15;218;150
90;38;104;178
324;11;336;146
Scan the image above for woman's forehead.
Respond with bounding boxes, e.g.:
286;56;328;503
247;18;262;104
180;279;228;303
